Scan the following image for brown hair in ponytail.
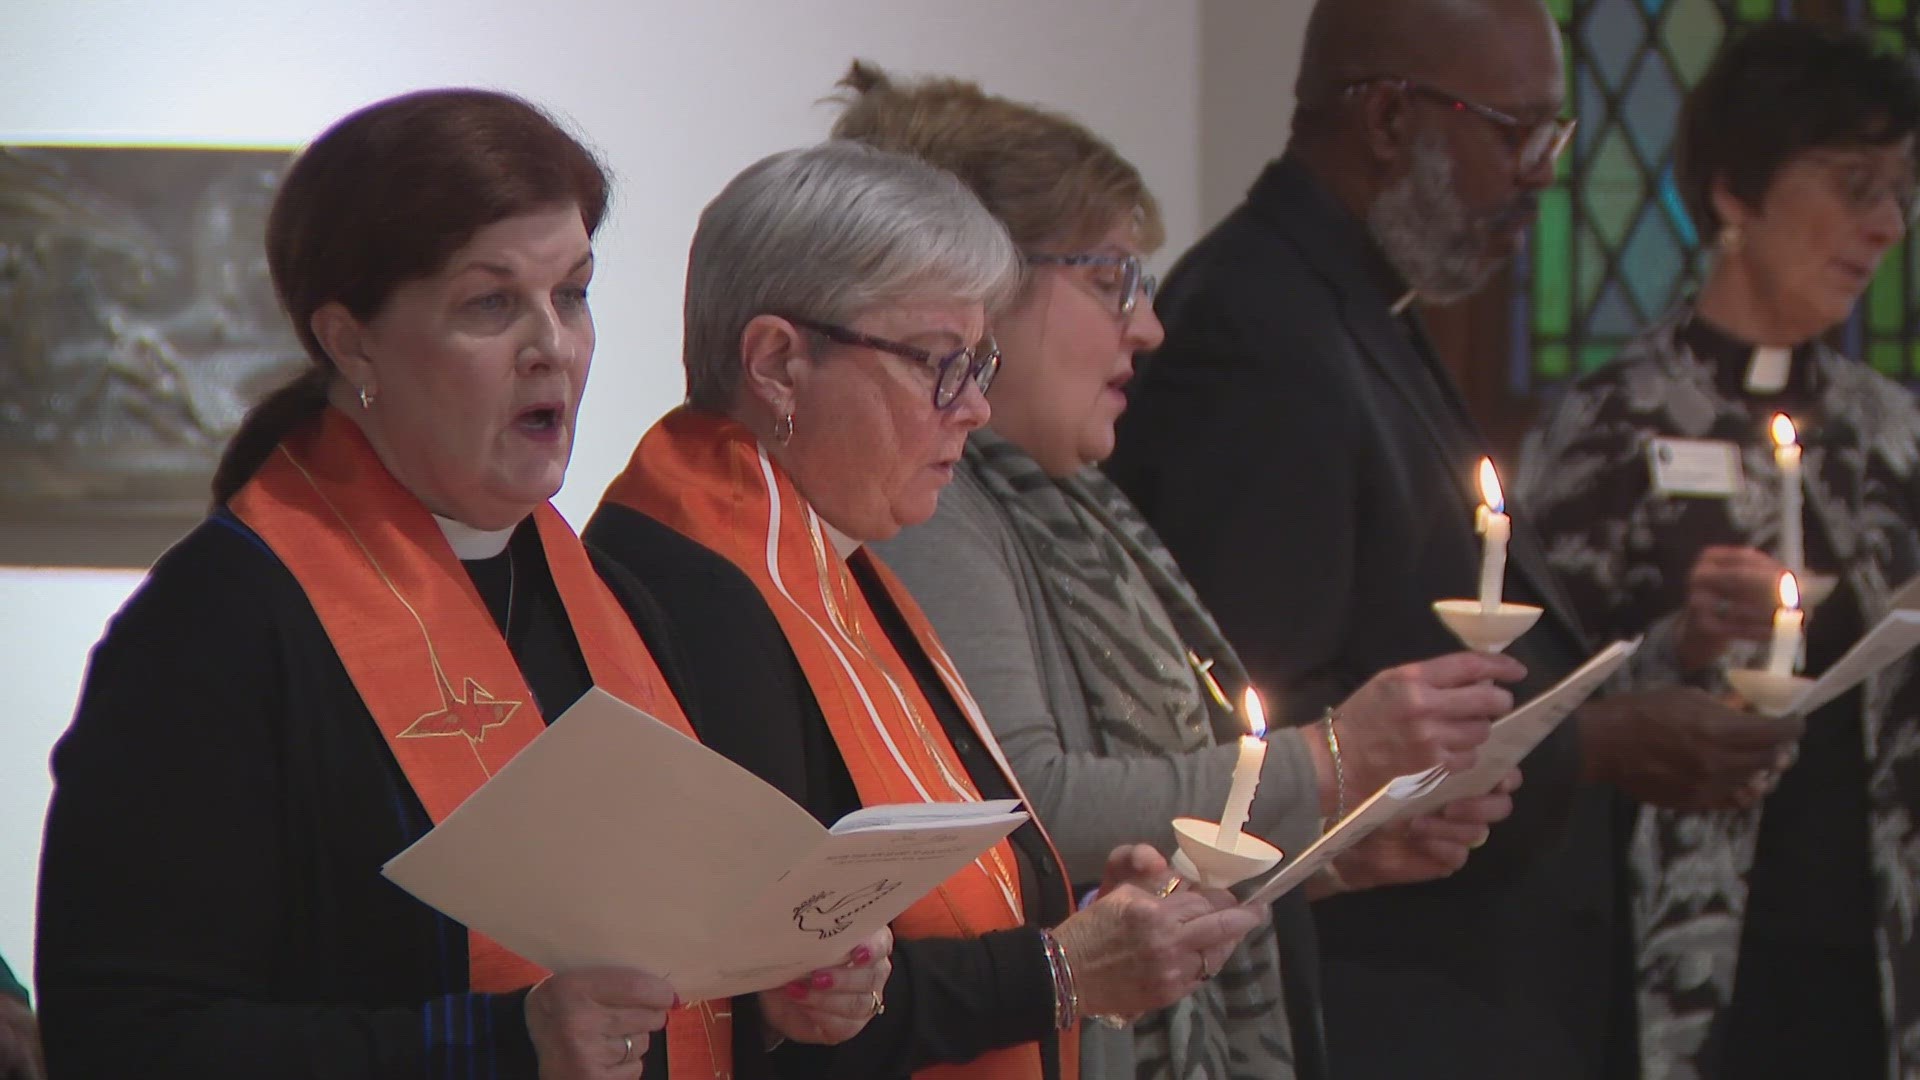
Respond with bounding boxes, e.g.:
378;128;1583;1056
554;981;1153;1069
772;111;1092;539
829;60;1163;253
211;87;610;505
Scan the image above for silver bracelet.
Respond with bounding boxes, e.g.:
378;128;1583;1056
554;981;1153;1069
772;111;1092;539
1038;929;1079;1031
1321;709;1348;829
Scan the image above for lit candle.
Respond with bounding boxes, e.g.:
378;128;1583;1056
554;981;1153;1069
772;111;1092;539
1475;458;1511;614
1767;571;1805;676
1772;413;1804;575
1216;688;1268;851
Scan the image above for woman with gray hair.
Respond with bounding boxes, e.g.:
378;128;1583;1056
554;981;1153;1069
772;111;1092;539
585;140;1263;1080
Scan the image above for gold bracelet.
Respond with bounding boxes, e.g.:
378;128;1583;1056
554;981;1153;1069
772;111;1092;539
1321;709;1348;829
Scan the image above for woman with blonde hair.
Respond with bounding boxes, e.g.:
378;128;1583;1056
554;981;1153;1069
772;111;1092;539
842;62;1525;1080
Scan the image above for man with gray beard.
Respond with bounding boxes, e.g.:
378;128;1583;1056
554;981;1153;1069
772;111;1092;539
1108;0;1802;1076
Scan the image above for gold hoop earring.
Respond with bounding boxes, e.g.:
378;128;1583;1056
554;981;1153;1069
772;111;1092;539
358;384;375;410
772;412;795;445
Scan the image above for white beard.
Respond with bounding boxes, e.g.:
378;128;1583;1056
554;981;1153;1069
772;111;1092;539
1367;133;1505;304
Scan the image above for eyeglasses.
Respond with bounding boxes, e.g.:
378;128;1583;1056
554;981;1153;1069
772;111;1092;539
1802;151;1920;225
1346;77;1577;175
1024;252;1158;319
785;315;1000;410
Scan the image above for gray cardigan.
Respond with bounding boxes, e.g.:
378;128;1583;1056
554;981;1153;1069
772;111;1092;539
873;462;1323;885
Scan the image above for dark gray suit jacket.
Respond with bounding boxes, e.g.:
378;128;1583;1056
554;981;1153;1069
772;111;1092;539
1106;156;1637;1080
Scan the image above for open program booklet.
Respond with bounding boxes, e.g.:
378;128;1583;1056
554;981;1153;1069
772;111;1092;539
384;688;1027;1001
1240;638;1640;907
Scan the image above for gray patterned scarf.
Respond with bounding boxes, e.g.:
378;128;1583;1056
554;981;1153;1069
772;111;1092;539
965;429;1293;1080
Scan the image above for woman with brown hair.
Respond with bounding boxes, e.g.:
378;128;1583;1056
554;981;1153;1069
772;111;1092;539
34;88;882;1079
844;63;1530;1080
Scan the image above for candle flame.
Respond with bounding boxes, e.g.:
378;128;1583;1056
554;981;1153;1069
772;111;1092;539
1477;457;1505;515
1779;571;1800;611
1243;687;1267;739
1771;413;1798;449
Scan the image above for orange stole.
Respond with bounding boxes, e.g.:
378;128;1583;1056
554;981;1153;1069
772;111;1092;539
229;407;729;1077
603;407;1078;1080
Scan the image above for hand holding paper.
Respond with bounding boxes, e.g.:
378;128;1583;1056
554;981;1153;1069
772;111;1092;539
762;927;894;1047
525;966;676;1073
1050;871;1264;1019
383;689;1027;1001
1242;640;1638;907
1324;650;1526;796
1322;775;1520;894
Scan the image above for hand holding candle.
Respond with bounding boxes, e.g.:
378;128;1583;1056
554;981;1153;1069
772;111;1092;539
1215;688;1268;851
1475;458;1511;613
1772;413;1804;575
1766;571;1805;676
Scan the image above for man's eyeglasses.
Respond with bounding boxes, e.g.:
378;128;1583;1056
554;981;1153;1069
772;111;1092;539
1346;77;1577;175
1802;151;1920;225
785;315;1000;410
1024;252;1158;319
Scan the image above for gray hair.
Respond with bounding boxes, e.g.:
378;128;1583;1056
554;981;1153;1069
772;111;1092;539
682;139;1020;412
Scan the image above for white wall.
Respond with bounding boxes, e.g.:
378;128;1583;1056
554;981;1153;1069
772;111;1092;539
0;0;1205;991
1198;0;1313;231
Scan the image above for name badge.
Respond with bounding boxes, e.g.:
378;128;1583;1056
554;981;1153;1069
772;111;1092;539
1648;437;1743;498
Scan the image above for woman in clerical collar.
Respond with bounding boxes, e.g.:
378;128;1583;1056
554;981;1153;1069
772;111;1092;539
587;140;1266;1080
1521;22;1920;1080
36;88;878;1080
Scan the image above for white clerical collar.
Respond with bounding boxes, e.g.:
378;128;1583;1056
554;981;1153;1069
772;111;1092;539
1745;345;1793;395
821;520;862;561
434;514;516;560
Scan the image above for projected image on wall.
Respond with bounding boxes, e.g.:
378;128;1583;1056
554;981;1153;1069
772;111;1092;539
0;145;300;568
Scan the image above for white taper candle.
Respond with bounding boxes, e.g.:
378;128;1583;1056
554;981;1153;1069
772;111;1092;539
1773;414;1804;575
1476;458;1510;613
1216;689;1268;851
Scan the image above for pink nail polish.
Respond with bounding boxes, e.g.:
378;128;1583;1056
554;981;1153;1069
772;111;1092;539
811;971;835;990
851;945;874;965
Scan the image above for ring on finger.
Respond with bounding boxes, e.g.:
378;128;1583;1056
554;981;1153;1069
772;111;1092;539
1156;875;1184;899
1197;951;1213;981
616;1033;634;1065
869;990;886;1017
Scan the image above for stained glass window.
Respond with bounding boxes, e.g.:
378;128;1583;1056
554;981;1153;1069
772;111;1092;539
1853;0;1918;377
1518;0;1916;393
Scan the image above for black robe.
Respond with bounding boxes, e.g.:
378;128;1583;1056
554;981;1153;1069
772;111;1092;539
585;501;1070;1080
1521;307;1909;1078
35;510;773;1078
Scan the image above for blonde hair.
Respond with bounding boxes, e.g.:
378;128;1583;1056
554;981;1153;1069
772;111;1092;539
830;60;1164;254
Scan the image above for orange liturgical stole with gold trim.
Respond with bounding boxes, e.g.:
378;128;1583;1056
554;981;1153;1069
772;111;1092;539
229;407;731;1077
602;407;1079;1080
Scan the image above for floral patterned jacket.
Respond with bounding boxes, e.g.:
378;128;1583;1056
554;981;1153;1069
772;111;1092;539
1518;306;1920;1080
